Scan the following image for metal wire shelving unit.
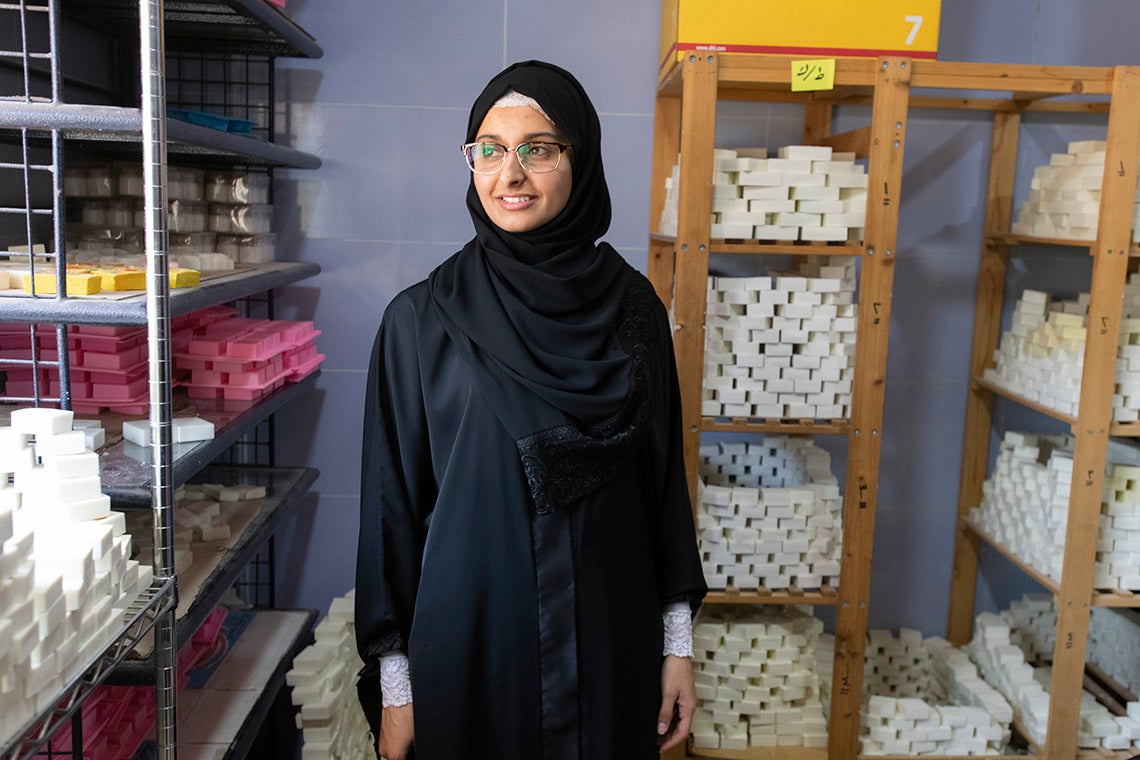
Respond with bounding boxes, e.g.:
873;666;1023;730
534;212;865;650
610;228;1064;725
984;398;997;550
0;1;322;758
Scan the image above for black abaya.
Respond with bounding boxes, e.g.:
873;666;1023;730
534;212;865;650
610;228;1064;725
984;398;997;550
355;59;706;760
355;265;706;760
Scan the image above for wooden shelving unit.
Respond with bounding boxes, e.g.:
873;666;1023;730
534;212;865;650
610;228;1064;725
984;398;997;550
651;53;1140;760
648;52;909;760
947;64;1140;760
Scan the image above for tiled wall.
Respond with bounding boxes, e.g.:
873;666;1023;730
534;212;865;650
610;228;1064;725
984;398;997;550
266;0;1140;634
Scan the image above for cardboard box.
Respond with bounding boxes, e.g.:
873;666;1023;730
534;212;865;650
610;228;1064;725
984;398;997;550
661;0;941;69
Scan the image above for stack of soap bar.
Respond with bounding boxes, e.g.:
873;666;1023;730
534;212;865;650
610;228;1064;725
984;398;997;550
969;431;1140;591
1088;607;1140;698
176;316;323;401
690;605;827;750
702;256;857;420
66;161;277;271
0;409;146;747
829;628;1012;756
698;436;842;592
982;278;1140;424
287;590;374;760
658;145;868;242
1006;594;1140;717
969;605;1140;752
1011;139;1140;242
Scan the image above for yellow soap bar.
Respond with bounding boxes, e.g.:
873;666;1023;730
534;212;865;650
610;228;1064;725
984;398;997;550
170;268;200;288
93;268;146;291
22;272;103;295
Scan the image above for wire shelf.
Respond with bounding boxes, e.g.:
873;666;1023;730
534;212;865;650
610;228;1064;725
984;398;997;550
0;577;177;760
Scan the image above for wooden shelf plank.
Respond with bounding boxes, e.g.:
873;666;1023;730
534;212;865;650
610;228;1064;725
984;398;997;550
974;376;1077;427
975;377;1140;438
963;517;1062;594
1086;661;1140;704
647;233;864;257
688;745;827;760
964;517;1140;607
986;231;1140;256
704;585;839;606
659;56;1120;99
701;417;849;435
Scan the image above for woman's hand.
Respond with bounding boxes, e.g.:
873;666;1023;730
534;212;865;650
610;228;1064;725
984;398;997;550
378;703;415;760
657;654;696;752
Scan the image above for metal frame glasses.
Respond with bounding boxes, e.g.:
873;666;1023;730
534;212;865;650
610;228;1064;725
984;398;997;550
461;140;571;174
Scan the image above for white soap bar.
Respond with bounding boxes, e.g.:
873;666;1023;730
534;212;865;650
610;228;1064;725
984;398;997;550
182;499;221;518
70;419;103;431
4;445;37;475
20;470;103;504
40;452;100;479
198;523;231;542
81;428;106;450
56;494;112;522
234;484;267;500
121;419;149;447
172;417;215;444
34;431;87;457
10;408;74;438
779;145;832;162
0;427;31;454
92;510;127;538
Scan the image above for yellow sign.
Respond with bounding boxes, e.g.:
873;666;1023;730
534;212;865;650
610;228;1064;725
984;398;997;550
661;0;941;69
791;59;836;91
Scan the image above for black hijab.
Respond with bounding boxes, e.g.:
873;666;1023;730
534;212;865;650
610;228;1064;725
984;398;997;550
429;60;633;429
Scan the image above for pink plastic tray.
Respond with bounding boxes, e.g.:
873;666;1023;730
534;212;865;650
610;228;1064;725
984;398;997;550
285;352;324;381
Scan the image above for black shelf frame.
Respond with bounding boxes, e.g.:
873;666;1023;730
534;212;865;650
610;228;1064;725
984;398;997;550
62;0;323;59
0;100;321;167
107;464;318;684
0;0;322;754
100;371;320;506
0;261;319;325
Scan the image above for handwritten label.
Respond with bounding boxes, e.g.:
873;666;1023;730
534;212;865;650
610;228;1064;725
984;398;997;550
791;58;836;92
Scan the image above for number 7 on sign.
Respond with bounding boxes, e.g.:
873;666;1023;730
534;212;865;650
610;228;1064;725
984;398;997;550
904;15;923;45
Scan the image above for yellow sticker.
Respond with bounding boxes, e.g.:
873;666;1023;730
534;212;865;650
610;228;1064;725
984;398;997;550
791;59;836;92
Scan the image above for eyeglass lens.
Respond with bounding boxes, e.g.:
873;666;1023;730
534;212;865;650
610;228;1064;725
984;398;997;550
464;142;563;173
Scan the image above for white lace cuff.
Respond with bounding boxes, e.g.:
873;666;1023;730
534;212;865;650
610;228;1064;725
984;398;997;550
662;601;693;657
379;652;413;707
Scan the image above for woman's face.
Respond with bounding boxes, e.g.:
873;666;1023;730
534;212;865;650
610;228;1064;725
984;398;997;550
472;105;572;234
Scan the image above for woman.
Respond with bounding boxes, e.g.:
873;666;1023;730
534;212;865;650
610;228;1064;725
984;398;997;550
355;60;707;760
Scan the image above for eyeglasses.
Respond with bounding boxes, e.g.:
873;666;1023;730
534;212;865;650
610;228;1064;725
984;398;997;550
460;141;571;174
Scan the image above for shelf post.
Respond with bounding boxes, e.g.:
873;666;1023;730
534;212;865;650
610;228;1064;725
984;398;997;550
140;0;179;757
946;108;1021;646
672;51;719;508
1044;65;1140;760
648;92;681;310
829;57;911;760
